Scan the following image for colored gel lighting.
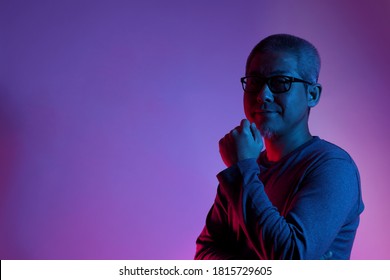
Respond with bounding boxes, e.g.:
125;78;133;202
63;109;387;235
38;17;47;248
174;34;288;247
0;0;389;259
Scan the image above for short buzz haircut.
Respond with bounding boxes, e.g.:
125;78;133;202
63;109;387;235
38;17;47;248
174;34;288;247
246;34;321;83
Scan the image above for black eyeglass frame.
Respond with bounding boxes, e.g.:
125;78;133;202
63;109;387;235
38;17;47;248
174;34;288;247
240;75;314;94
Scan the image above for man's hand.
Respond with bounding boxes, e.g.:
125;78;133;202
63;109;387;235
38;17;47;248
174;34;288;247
219;119;263;167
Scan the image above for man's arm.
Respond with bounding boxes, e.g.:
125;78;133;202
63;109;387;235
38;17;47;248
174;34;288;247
195;185;237;260
217;157;362;259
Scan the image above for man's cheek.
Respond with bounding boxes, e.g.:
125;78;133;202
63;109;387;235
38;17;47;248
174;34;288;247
243;104;253;122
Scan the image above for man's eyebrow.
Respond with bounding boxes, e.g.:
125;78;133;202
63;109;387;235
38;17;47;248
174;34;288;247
247;69;266;76
247;70;290;76
269;70;291;76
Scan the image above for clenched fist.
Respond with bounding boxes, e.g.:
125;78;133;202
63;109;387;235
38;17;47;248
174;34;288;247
219;119;263;167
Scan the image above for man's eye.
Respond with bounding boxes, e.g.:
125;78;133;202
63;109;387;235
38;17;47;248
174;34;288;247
255;77;267;84
272;77;289;84
247;78;259;86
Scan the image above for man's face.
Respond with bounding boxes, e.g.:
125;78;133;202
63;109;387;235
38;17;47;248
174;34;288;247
244;51;311;139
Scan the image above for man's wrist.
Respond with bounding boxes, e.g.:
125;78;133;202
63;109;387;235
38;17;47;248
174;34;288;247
236;158;260;175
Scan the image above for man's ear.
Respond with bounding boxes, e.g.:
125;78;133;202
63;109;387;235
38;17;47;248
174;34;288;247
307;83;322;108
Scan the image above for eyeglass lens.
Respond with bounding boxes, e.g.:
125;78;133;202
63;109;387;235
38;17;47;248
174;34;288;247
243;76;291;94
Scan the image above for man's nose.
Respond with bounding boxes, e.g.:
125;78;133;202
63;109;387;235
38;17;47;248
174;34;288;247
256;84;274;103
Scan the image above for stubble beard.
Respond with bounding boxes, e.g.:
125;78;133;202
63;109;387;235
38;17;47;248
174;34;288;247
258;124;279;140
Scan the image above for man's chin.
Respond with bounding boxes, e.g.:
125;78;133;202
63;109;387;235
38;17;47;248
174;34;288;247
259;126;279;140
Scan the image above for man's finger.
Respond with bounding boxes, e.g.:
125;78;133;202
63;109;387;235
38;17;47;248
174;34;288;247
250;123;261;142
240;119;250;131
219;133;230;146
231;128;239;140
231;125;241;134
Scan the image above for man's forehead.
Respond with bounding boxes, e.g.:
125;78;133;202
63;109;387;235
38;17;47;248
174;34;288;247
247;51;300;76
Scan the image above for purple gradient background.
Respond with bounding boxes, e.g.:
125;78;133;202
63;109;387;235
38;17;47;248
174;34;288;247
0;0;389;259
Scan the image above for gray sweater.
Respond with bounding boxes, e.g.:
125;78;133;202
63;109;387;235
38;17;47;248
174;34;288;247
195;136;364;259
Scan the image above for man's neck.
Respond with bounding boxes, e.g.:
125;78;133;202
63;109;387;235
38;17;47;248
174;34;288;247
264;131;313;162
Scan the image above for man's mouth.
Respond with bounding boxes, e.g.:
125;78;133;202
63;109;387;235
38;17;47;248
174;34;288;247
254;110;279;114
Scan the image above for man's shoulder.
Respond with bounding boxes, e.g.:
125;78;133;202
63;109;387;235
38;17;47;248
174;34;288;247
307;137;354;163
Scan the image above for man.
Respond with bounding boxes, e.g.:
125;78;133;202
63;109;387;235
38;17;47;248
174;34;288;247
195;34;364;260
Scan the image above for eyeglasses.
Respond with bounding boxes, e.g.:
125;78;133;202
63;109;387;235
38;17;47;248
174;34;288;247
240;75;313;94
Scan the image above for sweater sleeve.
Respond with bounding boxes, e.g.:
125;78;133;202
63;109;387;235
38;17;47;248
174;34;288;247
195;165;250;260
217;157;362;259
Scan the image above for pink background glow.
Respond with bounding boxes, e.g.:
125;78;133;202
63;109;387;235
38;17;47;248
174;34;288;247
0;0;389;259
